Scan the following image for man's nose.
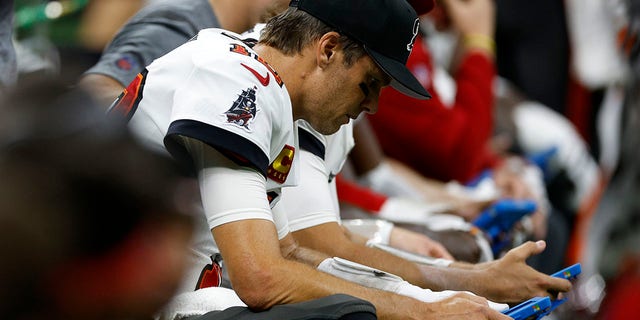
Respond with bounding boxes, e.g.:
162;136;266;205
361;95;379;114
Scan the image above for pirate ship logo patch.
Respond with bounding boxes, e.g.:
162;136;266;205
224;86;259;130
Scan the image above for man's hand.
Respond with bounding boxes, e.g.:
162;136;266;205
389;226;454;260
423;293;511;320
441;0;495;37
472;241;572;303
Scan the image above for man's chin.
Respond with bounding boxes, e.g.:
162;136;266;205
306;116;351;135
315;123;343;135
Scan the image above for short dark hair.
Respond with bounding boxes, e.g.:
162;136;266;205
259;8;367;67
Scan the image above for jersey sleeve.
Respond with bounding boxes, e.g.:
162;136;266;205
278;121;355;231
163;33;293;178
85;24;191;87
297;119;354;175
180;136;274;229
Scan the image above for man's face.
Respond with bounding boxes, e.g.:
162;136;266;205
305;53;391;135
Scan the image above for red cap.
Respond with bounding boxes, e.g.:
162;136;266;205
407;0;435;15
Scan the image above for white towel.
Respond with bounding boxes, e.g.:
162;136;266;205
156;287;246;320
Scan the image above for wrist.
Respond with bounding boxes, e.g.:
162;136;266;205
449;260;476;270
462;33;495;57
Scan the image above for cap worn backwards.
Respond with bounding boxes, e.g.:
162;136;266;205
289;0;431;99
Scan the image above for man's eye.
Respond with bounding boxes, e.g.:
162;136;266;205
359;83;370;97
369;77;381;90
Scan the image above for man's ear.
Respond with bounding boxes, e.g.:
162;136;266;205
316;32;342;69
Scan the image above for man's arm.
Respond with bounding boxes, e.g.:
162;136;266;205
78;1;212;109
286;145;570;303
214;217;508;320
294;221;571;304
279;232;328;267
295;222;440;286
78;0;145;52
187;138;507;319
78;74;126;109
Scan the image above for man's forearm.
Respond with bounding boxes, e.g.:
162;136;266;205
292;222;501;296
268;256;426;319
78;74;127;110
294;223;459;288
216;220;431;319
280;233;328;267
339;240;487;293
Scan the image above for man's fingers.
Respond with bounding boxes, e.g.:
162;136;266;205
455;295;510;320
488;308;512;320
529;275;572;299
545;276;573;294
509;240;546;260
452;292;488;305
450;294;511;320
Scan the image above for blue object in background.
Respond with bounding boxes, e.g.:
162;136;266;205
527;146;559;181
473;199;537;255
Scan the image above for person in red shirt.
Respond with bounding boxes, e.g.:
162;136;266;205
354;0;571;275
367;0;497;184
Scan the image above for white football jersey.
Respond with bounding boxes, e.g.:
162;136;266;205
109;28;299;293
276;120;354;231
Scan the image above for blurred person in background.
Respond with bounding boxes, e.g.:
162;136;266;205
359;0;547;240
0;78;194;320
78;0;289;107
353;0;570;274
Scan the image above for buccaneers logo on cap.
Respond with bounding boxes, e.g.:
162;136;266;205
225;86;259;130
407;18;420;52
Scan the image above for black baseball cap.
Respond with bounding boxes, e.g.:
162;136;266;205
290;0;431;99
